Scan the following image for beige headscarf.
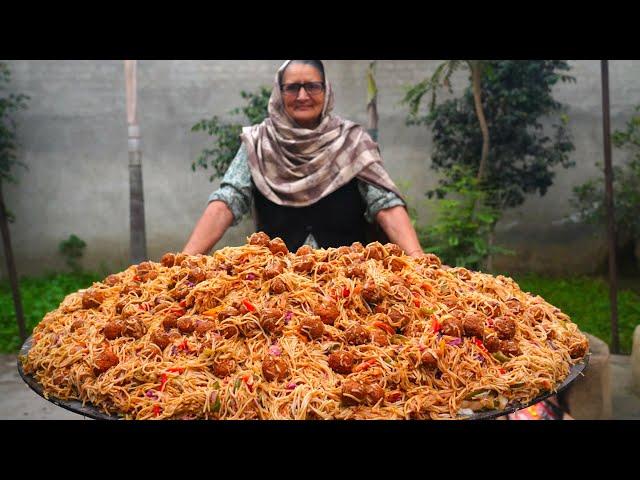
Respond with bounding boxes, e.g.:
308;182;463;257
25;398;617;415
240;60;403;207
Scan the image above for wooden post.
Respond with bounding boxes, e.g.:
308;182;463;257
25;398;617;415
0;182;26;342
366;61;379;142
124;60;147;265
601;60;619;354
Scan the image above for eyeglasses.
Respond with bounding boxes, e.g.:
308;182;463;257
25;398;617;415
280;82;325;97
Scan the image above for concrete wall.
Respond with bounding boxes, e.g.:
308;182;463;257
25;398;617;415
1;60;639;278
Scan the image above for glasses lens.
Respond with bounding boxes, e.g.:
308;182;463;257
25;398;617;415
305;82;324;95
283;84;301;96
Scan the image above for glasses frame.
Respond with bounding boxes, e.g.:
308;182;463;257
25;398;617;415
280;81;326;97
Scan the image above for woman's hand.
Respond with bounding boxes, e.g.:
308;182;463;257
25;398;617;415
375;206;424;256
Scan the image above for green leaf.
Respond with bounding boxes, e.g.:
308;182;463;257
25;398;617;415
367;61;378;106
190;86;270;181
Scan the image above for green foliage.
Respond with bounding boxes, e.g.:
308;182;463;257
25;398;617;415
0;271;101;353
405;60;576;210
420;167;511;269
404;60;466;114
571;106;640;240
58;234;87;273
191;87;271;181
0;62;29;185
514;274;640;354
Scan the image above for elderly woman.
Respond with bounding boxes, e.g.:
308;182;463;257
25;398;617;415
183;60;424;256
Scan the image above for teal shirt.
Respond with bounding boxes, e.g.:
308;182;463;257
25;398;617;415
208;144;405;245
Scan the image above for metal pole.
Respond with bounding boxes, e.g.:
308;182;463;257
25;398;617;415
125;60;147;265
601;60;619;354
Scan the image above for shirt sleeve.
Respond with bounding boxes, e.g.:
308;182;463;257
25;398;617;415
207;143;253;226
357;179;406;224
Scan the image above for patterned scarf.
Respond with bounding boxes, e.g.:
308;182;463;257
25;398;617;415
240;61;403;207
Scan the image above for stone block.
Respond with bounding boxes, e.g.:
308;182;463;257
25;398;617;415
564;333;612;419
631;325;640;396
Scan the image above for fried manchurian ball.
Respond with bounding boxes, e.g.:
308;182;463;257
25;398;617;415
296;245;313;256
328;351;355;374
362;279;383;304
260;308;285;335
364;242;386;261
151;329;172;350
94;348;119;374
462;315;485;338
195;319;216;335
385;243;404;257
569;338;589;359
342;380;384;406
483;334;501;353
264;259;284;279
500;340;521;357
270;277;288;294
494;316;517;340
212;359;236;378
173;316;194;334
371;329;389;346
268;238;289;255
441;317;464;337
103;321;123;340
82;290;104;309
293;255;315;273
160;253;175;267
262;356;289;381
248;231;271;247
345;325;371;345
299;316;325;340
420;351;438;369
314;301;339;325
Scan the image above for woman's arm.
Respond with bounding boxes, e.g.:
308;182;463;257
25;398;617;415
183;144;253;255
375;205;424;257
182;200;234;255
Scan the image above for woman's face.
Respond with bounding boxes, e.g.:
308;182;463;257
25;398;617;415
281;63;325;129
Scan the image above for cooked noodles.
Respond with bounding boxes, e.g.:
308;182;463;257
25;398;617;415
21;232;589;419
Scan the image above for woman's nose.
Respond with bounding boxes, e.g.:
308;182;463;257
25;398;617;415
296;87;310;100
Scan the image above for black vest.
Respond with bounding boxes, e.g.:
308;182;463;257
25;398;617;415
253;179;373;251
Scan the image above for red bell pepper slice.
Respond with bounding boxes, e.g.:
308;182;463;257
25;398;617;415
373;321;395;336
432;318;441;333
159;373;168;392
242;299;256;312
421;283;434;293
242;374;254;392
412;293;421;307
474;338;489;355
353;358;377;372
386;390;403;402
